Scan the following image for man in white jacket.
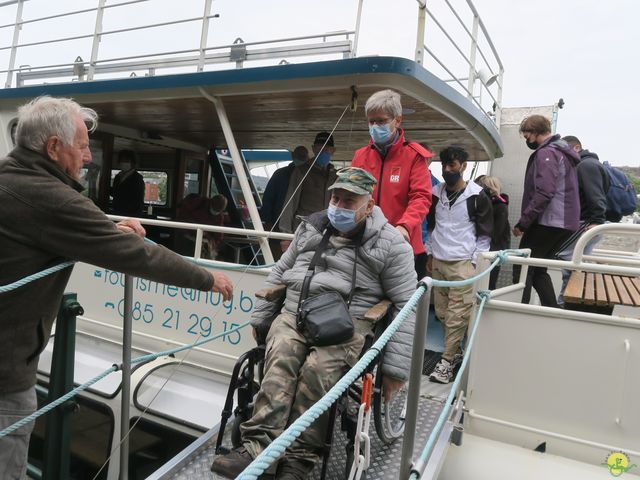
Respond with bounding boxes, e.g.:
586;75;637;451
426;146;493;383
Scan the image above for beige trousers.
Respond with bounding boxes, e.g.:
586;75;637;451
432;258;475;362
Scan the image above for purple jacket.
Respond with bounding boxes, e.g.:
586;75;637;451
517;134;580;231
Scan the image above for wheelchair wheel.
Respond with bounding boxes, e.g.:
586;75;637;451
373;369;407;445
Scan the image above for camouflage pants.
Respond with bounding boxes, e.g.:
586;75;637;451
432;258;475;362
241;312;365;464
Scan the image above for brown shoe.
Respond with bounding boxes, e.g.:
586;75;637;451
277;458;315;480
210;446;253;478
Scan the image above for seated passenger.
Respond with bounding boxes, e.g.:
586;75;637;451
211;167;417;479
175;193;229;259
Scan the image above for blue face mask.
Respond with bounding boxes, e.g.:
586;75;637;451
369;123;394;145
327;202;367;233
315;151;332;166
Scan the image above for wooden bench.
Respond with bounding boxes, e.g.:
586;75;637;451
564;271;640;307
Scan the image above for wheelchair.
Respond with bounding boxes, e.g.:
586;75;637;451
215;284;408;479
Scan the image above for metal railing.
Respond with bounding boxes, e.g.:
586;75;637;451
1;0;504;128
0;0;356;87
414;0;504;125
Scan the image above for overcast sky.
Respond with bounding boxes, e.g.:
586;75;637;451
1;0;637;168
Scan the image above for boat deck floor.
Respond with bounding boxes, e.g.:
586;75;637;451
153;351;450;480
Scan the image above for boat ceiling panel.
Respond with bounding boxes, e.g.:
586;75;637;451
88;91;480;161
0;57;502;161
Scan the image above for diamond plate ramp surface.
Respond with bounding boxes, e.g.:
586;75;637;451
165;375;449;480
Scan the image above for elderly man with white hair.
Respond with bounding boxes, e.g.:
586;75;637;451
351;89;433;279
0;96;234;479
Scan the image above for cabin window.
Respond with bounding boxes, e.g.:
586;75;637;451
28;392;114;480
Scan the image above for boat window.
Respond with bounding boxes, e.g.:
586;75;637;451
28;392;114;480
81;138;105;204
127;417;196;478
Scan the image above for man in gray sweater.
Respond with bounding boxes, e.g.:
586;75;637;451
0;96;234;479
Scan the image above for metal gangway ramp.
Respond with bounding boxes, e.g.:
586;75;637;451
148;359;453;480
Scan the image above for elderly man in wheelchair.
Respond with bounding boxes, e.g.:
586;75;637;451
211;167;418;479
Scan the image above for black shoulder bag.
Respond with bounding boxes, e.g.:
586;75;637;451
296;228;357;346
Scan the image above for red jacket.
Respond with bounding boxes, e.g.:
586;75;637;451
352;129;432;254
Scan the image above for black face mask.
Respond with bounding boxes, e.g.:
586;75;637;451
442;170;462;187
526;140;539;150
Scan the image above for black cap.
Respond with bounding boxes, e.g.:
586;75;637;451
314;131;335;147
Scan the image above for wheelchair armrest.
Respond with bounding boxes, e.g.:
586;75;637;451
255;284;286;301
364;299;392;323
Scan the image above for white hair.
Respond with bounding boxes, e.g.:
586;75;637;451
364;89;402;118
15;96;98;152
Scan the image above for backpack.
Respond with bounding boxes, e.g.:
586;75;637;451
603;161;637;222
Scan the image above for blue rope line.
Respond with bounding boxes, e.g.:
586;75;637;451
132;320;251;364
236;285;427;480
0;261;74;294
0;365;118;438
0;321;252;439
408;291;491;479
430;249;526;288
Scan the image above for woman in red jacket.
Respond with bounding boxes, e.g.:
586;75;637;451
351;89;433;277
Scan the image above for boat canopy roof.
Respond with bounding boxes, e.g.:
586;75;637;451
0;56;502;161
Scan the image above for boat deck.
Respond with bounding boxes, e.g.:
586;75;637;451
149;352;451;480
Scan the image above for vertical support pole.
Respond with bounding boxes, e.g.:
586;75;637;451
87;0;106;81
414;0;427;65
201;91;274;263
494;68;504;127
194;228;204;259
43;293;83;480
120;275;134;480
197;0;213;71
399;279;432;479
466;14;479;100
351;0;364;58
5;0;25;88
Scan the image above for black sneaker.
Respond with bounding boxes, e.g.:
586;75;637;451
277;458;315;480
211;446;253;478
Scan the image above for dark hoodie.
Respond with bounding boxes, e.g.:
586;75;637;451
517;134;581;231
576;149;609;225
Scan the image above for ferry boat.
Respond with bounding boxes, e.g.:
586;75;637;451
0;1;638;479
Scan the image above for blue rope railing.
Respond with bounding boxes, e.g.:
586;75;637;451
408;291;490;479
0;320;250;439
0;261;74;294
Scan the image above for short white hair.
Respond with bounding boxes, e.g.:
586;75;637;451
16;96;98;152
364;89;402;118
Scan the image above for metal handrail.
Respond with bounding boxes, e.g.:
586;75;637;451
0;0;150;30
0;15;216;52
416;0;503;123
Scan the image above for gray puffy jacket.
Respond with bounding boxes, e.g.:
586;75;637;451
252;206;417;380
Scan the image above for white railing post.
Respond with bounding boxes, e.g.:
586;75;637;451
87;0;106;81
466;13;479;101
414;0;427;65
4;0;25;88
494;68;504;126
120;274;134;480
197;0;213;72
351;0;364;58
399;278;432;478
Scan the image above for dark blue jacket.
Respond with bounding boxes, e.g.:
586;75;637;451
260;163;295;227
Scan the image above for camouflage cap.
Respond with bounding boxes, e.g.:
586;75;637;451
328;167;377;195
